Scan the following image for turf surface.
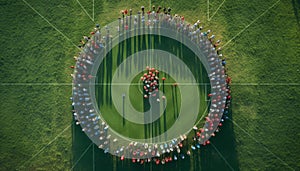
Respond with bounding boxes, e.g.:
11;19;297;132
95;34;209;140
0;0;299;170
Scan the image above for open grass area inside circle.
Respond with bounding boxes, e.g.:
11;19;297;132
95;35;210;139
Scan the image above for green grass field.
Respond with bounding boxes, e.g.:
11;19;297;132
95;34;209;140
0;0;299;170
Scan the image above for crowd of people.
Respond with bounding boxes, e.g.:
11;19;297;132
70;5;231;165
141;66;160;99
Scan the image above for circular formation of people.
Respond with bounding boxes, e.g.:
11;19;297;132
70;5;232;165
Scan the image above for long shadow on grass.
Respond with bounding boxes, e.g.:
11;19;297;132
292;0;300;29
71;121;114;171
144;98;150;139
199;106;240;171
105;38;113;105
